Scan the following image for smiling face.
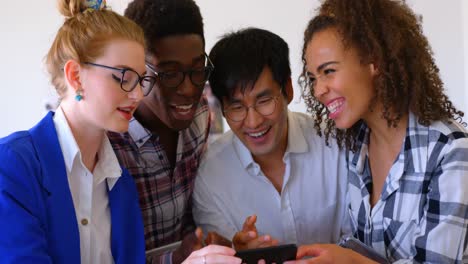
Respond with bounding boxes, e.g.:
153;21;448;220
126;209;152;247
223;67;291;160
77;38;146;133
139;34;206;131
305;27;378;129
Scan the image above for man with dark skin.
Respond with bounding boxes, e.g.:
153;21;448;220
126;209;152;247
108;0;228;263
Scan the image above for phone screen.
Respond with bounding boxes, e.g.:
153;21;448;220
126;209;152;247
235;244;297;264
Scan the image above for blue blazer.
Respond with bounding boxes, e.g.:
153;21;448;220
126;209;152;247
0;112;145;263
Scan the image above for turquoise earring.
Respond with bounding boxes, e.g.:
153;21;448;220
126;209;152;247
75;90;83;101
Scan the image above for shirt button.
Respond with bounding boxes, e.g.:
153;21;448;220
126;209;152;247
81;218;89;226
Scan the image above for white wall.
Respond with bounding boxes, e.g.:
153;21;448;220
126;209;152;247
464;0;468;114
1;0;466;137
408;0;467;116
1;0;62;137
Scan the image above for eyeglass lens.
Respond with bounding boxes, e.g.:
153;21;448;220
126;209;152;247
226;97;277;121
120;70;155;96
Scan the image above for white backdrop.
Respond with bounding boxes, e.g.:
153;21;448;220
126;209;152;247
465;0;468;110
0;0;466;137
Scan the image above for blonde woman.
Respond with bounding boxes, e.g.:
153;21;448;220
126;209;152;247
0;0;153;263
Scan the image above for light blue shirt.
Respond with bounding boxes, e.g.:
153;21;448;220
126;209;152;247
193;111;349;245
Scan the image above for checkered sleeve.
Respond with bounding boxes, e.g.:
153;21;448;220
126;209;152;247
394;132;468;263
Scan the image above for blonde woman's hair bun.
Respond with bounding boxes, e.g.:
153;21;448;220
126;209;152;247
57;0;107;18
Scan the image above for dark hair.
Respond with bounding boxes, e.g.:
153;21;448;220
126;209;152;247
209;27;291;104
299;0;465;150
124;0;204;55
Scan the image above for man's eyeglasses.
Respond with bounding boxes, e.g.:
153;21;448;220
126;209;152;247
84;62;156;96
145;53;214;89
223;94;282;122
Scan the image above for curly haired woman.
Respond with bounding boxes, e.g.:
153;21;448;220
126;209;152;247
287;0;468;263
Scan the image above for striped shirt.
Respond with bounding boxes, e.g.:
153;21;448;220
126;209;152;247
108;99;210;263
347;112;468;263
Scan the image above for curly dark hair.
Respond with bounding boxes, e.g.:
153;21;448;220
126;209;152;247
299;0;465;150
124;0;204;55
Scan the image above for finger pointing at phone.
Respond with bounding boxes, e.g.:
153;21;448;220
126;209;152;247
233;215;279;250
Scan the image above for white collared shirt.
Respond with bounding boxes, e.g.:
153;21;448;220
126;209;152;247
193;111;350;245
54;106;122;264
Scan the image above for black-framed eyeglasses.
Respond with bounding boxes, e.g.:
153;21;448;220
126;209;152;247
145;53;214;89
84;62;156;96
223;94;282;122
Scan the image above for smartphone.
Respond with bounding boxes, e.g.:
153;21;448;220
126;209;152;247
339;236;389;264
235;244;297;264
145;241;182;257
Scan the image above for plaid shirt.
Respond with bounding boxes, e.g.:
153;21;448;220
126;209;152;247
108;99;210;263
347;112;468;263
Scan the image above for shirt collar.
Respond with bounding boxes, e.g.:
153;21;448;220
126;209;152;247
93;136;122;190
285;110;309;154
127;117;153;148
233;133;254;170
353;121;370;176
404;111;429;173
127;99;208;149
353;112;424;176
53;106;122;191
53;106;80;175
